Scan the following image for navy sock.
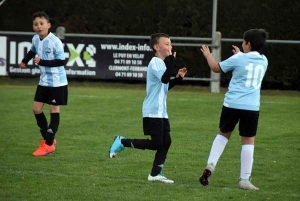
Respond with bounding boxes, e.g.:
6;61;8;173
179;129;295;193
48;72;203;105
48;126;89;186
34;112;48;140
46;113;59;146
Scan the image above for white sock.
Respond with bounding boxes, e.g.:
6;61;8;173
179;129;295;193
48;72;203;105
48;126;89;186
240;144;254;180
207;134;228;166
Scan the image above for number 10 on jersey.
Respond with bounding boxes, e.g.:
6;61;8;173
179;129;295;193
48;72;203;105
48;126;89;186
245;63;265;89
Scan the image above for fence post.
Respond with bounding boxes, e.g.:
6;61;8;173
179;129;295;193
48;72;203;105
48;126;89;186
56;26;65;39
210;31;221;93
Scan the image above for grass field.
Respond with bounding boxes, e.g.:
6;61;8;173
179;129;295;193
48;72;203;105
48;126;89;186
0;78;299;201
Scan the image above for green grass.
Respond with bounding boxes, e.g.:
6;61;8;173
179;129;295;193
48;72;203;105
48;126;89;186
0;78;300;201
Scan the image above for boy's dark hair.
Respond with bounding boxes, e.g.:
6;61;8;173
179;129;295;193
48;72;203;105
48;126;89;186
32;11;50;22
243;29;268;54
150;33;169;52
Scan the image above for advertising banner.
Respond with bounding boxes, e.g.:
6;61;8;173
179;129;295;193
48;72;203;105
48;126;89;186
2;35;154;80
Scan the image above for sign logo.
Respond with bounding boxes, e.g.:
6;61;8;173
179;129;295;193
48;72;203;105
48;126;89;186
65;44;96;67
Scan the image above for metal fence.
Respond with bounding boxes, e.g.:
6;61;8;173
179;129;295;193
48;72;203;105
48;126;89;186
1;29;299;93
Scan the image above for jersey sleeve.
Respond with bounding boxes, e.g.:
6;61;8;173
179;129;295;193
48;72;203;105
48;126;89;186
151;58;166;80
53;40;65;60
30;37;37;53
219;52;243;73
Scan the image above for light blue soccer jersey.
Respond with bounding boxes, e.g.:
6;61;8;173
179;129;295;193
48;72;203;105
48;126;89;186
31;32;68;87
142;57;169;118
219;51;268;111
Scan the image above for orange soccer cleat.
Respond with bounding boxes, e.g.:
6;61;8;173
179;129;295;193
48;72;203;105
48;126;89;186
32;140;56;156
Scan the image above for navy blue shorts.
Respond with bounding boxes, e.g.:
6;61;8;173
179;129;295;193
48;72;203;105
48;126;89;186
143;117;170;136
34;85;68;105
219;106;259;137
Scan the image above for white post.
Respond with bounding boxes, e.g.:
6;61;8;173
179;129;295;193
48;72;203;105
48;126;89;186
212;0;218;37
56;26;65;39
210;31;221;93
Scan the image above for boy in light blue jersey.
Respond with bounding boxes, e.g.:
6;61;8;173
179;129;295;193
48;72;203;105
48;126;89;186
109;33;187;183
19;11;68;157
199;29;268;190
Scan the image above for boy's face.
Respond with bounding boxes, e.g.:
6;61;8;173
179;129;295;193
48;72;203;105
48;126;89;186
154;37;172;57
32;17;51;39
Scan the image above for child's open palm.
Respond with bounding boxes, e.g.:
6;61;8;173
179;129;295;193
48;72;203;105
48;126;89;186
200;45;212;58
177;67;187;78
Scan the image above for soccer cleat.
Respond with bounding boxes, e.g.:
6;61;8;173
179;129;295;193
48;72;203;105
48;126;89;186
199;163;215;186
109;136;125;158
238;179;259;190
38;139;56;147
148;173;174;184
32;142;55;156
38;139;46;148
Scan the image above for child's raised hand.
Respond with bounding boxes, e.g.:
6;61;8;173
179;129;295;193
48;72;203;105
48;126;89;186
169;49;176;58
200;45;212;58
19;62;26;68
232;45;240;54
176;67;187;78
